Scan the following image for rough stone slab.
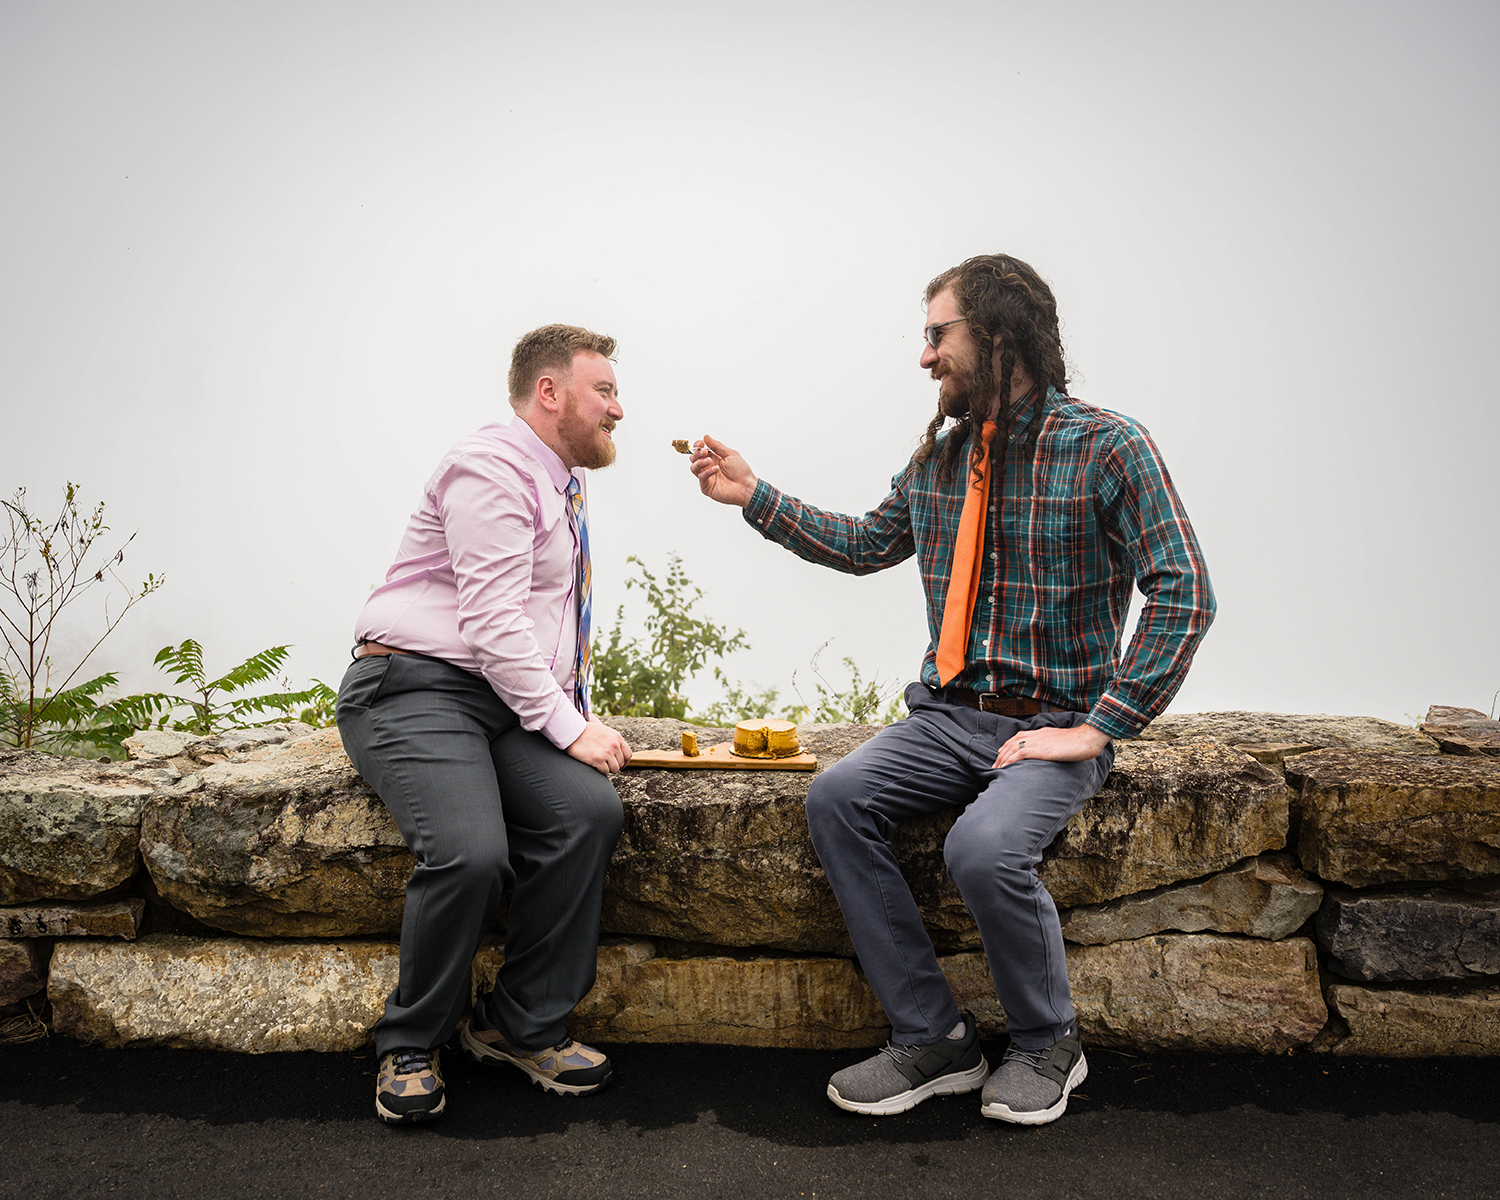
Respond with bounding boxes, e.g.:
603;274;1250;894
1060;854;1323;945
139;728;414;937
0;750;166;903
1288;750;1500;886
1316;885;1500;981
941;934;1326;1053
1135;712;1438;755
44;930;1329;1055
610;728;1288;953
1232;743;1323;775
130;718;1286;950
1;938;46;1007
1326;981;1500;1055
0;898;144;940
122;729;195;762
474;941;892;1050
125;723;317;774
1030;742;1288;909
603;722;864;953
1066;934;1326;1053
1420;706;1500;757
47;934;399;1051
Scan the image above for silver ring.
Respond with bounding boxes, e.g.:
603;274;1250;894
1019;740;1026;749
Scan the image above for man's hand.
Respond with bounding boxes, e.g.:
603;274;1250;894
568;717;633;775
690;434;758;508
994;722;1110;769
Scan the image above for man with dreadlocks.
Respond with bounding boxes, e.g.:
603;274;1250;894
689;253;1214;1125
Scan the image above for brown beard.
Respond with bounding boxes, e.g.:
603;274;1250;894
560;395;617;470
935;360;979;419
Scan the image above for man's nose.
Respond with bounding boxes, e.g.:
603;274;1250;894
919;343;937;369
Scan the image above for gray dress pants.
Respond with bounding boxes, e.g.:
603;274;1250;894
336;652;622;1057
805;683;1113;1052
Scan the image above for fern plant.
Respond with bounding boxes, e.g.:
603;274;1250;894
144;640;325;736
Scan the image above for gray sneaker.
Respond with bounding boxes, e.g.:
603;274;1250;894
980;1028;1087;1125
827;1011;989;1116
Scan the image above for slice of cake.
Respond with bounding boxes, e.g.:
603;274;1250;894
681;730;700;757
731;718;801;759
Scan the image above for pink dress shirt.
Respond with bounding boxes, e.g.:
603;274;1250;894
353;418;588;750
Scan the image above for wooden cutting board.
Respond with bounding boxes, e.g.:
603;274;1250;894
625;742;817;771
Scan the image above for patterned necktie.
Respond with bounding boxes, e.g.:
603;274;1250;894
566;476;592;716
935;420;998;687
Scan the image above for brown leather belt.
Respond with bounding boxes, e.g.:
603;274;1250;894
944;688;1061;716
353;639;416;659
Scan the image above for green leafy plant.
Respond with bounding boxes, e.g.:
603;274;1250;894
298;680;338;727
592;554;751;720
140;640;328;736
0;484;162;751
591;554;901;727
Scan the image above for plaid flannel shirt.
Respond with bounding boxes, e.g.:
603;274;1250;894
743;390;1215;740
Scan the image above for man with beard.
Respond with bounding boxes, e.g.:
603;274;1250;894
338;324;631;1124
690;255;1214;1125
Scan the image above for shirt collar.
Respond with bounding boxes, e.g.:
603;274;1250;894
510;416;576;494
1003;385;1050;441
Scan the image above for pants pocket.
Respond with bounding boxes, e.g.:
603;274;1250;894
336;653;396;715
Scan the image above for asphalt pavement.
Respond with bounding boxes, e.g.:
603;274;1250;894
3;1037;1498;1200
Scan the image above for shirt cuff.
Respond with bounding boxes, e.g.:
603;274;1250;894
1085;692;1147;741
743;479;782;533
540;695;589;750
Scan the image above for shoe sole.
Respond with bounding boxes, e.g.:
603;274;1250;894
459;1021;612;1097
827;1056;990;1116
980;1051;1088;1125
375;1094;445;1124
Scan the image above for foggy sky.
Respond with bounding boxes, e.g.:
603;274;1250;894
3;1;1497;726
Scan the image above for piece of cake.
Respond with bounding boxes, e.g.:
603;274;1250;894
732;718;800;759
764;719;800;757
681;730;700;757
671;439;691;454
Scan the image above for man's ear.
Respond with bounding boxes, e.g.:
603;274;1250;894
534;372;564;413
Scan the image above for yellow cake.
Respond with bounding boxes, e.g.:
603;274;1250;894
681;730;700;757
731;718;801;759
671;439;691;454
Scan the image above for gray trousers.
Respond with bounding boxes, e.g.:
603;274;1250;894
336;652;622;1057
805;683;1113;1052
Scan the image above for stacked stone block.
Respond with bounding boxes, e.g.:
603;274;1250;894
3;706;1498;1055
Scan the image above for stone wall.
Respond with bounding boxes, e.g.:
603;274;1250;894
3;706;1497;1056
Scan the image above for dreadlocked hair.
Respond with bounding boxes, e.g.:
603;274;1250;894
914;254;1070;486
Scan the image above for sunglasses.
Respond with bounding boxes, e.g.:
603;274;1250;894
924;318;964;349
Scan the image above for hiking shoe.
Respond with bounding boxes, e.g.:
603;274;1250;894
459;1006;612;1096
980;1027;1087;1125
827;1011;989;1116
375;1047;445;1124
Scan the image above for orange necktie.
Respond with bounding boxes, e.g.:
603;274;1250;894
936;420;998;687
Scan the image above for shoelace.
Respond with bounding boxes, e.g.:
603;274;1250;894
1002;1045;1047;1070
390;1049;435;1075
877;1042;917;1065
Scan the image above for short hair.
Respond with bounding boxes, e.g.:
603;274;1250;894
508;324;618;408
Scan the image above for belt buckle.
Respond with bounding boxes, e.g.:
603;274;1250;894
976;693;1004;714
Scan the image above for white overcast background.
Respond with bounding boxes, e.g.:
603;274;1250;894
3;1;1496;727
